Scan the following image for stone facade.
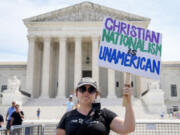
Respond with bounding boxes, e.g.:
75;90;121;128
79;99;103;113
22;2;150;99
160;62;180;111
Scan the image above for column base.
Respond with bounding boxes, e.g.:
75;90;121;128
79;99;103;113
39;96;50;99
107;95;117;99
56;96;66;99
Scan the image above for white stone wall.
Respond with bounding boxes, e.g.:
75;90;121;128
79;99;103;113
161;65;180;101
160;63;180;110
0;64;26;93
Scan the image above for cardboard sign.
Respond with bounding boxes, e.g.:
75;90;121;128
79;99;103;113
98;17;162;80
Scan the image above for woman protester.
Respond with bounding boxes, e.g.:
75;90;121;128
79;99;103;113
56;77;135;135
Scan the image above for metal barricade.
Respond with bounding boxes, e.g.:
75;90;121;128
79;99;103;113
10;124;44;135
0;127;8;135
2;120;180;135
110;120;180;135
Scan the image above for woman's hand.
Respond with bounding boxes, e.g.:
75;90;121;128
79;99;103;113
123;85;132;104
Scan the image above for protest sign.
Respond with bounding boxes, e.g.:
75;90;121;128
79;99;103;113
98;17;162;80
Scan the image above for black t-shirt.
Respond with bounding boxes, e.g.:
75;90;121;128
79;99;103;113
11;111;24;125
57;108;117;135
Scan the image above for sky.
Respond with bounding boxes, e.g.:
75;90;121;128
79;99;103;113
0;0;179;62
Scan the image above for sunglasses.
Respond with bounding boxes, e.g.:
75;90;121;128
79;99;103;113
78;86;97;94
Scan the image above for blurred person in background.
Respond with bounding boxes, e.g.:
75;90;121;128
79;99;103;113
0;114;4;128
6;101;16;131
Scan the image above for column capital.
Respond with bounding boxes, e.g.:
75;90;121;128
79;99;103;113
43;36;51;42
27;35;35;41
59;36;67;41
74;35;82;41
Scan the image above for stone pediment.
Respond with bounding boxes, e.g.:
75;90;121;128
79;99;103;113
24;2;150;22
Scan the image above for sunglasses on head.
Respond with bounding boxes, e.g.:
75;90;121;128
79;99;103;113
78;85;96;94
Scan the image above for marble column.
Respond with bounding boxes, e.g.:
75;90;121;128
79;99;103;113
57;37;67;98
92;36;99;87
74;36;82;89
108;69;116;98
41;37;51;98
26;35;35;98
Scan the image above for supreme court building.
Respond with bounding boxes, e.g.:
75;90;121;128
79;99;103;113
23;1;152;98
0;2;180;111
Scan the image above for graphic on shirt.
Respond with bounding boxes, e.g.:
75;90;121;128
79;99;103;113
71;118;84;124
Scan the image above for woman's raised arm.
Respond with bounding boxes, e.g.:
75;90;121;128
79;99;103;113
56;129;66;135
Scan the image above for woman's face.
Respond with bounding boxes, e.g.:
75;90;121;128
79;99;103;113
76;85;97;105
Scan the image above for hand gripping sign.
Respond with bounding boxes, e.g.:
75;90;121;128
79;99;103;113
98;17;162;106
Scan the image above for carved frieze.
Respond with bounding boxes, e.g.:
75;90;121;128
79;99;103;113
29;2;145;22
